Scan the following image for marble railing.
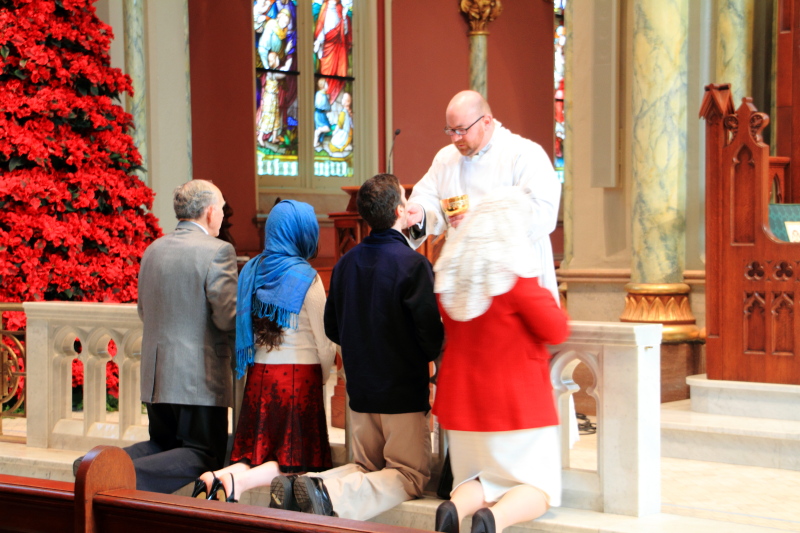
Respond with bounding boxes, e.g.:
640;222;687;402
551;321;662;517
23;302;148;450
21;303;662;517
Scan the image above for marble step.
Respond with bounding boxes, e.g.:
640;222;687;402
661;400;800;471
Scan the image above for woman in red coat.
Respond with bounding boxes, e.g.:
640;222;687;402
432;188;570;533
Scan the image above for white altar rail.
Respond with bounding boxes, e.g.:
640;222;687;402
22;303;662;517
24;302;148;450
551;321;662;517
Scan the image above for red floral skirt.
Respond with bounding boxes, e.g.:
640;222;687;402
230;363;332;472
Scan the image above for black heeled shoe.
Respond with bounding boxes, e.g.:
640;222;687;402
192;471;218;499
435;500;459;533
209;473;237;503
470;508;495;533
191;478;208;499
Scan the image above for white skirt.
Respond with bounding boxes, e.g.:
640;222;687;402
446;426;562;507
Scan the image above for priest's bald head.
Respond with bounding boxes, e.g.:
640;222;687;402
444;90;495;157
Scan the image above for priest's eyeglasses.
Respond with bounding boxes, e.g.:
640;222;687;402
444;115;485;136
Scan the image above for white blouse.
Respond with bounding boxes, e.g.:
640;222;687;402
253;275;336;378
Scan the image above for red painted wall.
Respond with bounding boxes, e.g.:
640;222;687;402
188;0;259;252
391;1;555;184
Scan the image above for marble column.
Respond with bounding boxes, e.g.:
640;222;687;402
716;0;754;104
622;0;699;341
183;0;193;179
123;0;148;183
459;0;503;99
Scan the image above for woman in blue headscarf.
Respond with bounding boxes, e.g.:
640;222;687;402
192;200;335;503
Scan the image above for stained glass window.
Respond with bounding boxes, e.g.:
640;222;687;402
254;1;299;177
554;0;566;183
312;0;354;178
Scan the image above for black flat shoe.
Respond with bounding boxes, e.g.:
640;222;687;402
470;508;495;533
435;500;459;533
209;474;238;503
269;474;299;511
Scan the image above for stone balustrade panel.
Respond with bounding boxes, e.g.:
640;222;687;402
23;302;147;451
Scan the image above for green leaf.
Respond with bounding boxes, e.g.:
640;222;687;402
0;46;8;59
19;58;27;67
90;85;99;96
13;69;28;80
9;157;22;171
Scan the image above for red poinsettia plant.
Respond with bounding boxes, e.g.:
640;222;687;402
0;0;161;406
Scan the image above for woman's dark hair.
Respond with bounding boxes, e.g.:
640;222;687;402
253;316;285;351
357;173;402;231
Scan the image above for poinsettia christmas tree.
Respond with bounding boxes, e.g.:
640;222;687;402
0;0;162;403
0;0;161;315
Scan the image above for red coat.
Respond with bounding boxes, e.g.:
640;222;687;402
433;277;570;432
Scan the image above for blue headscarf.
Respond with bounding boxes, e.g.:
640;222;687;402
235;200;319;378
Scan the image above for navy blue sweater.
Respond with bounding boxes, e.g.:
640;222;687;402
324;229;444;414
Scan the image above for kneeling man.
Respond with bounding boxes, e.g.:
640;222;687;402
271;173;444;520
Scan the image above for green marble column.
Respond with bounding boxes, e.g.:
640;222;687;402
123;0;148;182
630;0;688;285
623;0;698;341
716;0;754;104
469;33;488;99
183;0;193;179
459;0;502;101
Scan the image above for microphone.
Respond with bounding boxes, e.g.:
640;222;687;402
388;128;401;174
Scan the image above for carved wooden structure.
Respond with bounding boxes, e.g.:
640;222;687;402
701;84;800;384
328;186;446;265
1;445;422;533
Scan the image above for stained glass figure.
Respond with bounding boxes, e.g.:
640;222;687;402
313;77;353;178
554;2;566;183
254;0;299;177
313;0;354;178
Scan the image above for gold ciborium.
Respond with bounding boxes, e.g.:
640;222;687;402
440;194;469;217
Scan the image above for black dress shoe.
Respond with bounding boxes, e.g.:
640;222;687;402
269;474;300;511
72;455;84;476
209;474;237;503
435;500;459;533
470;508;495;533
293;476;337;516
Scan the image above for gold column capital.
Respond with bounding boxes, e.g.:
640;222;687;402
620;282;702;343
459;0;503;35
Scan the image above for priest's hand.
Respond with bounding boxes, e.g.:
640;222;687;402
406;202;424;226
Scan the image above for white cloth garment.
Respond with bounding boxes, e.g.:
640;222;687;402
434;188;543;321
253;275;335;378
409;120;561;304
447;426;562;507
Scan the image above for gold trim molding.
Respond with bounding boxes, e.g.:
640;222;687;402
459;0;503;35
620;282;701;343
558;268;706;285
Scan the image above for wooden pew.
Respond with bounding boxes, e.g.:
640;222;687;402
1;446;424;533
0;474;74;532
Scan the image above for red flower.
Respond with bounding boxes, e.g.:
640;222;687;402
0;0;163;398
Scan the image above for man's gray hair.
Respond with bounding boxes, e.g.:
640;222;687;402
173;180;221;220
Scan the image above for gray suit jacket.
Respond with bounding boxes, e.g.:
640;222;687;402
137;221;238;407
